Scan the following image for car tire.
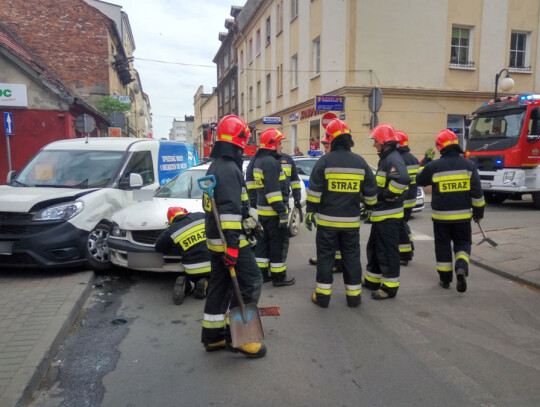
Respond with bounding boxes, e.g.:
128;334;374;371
86;222;112;271
485;192;507;205
289;207;301;237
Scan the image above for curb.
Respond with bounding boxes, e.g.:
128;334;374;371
1;271;95;407
470;259;540;290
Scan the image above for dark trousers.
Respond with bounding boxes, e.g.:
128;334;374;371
255;216;290;281
201;246;262;344
366;218;401;296
398;207;414;261
433;221;472;284
315;227;362;307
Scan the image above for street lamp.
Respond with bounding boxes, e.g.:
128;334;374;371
494;68;515;99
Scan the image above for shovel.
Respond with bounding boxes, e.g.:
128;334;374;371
476;221;498;247
197;175;264;348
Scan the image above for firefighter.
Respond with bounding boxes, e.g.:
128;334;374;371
396;130;420;266
416;129;485;292
363;124;410;300
155;207;210;305
306;119;377;308
201;115;266;358
247;128;295;286
308;135;344;272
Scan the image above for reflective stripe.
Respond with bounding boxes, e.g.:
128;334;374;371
307;189;323;197
382;277;399;288
246;181;260;190
376;175;386;187
325;167;365;175
364;194;377;206
404;198;416;207
257;262;269;268
455;251;470;263
389;179;407;194
207;237;249;252
266;191;283;203
270;263;286;273
316;283;332;295
256;257;270;268
183;262;212;274
173;222;206;250
172;219;205;238
432;170;471;182
399;244;412;252
257;205;278;216
291;180;301;189
241;193;249;201
307;195;321;203
432;210;472;221
472;197;485;207
437;262;453;272
370;208;404;222
345;284;362;296
202;313;226;329
365;272;381;282
279;172;286;181
317;214;361;228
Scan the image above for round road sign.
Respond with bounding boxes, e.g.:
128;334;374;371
321;112;338;129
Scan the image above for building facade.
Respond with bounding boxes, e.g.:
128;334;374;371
169;116;195;144
231;0;540;163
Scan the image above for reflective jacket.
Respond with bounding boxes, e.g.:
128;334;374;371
398;146;420;210
280;153;302;203
371;146;410;222
307;144;377;229
246;150;288;217
155;212;211;275
416;147;485;223
203;156;250;252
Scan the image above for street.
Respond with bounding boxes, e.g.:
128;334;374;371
26;200;540;407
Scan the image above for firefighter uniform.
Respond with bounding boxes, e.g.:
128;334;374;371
155;211;211;302
307;119;377;308
201;116;266;358
396;132;420;264
364;125;410;299
280;152;302;205
416;130;485;292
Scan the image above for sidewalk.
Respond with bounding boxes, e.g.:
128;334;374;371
0;270;94;407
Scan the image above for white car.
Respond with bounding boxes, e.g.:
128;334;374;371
108;159;306;272
293;156;425;212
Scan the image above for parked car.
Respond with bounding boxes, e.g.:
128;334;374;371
0;138;198;270
293;156;425;212
108;159;307;272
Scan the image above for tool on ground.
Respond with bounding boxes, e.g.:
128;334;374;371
257;306;281;317
476;221;498;247
198;175;264;347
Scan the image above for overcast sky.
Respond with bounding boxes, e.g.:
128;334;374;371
111;0;240;139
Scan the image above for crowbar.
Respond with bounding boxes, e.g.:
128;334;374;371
476;222;498;247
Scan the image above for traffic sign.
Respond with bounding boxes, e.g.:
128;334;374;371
74;114;96;133
321;112;338;129
4;112;13;135
369;88;383;113
315;95;345;111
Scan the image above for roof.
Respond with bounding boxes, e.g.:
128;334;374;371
43;137;161;152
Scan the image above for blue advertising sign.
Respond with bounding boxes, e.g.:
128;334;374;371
315;95;345;111
4;112;14;135
157;142;199;185
263;116;282;125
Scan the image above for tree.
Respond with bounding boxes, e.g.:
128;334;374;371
96;96;132;116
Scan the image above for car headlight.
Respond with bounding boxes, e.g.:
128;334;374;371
111;222;126;238
34;201;83;220
502;171;515;184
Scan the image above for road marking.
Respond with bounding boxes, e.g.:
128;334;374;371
411;230;434;241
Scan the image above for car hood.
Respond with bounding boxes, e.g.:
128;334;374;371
0;185;92;212
111;197;203;230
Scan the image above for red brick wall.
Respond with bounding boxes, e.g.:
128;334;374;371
1;0;112;98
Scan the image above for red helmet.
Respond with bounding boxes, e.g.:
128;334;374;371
167;207;188;223
216;115;250;149
325;119;351;142
259;128;285;150
395;130;409;147
436;129;459;152
370;124;398;145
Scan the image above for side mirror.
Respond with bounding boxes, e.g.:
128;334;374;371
6;170;16;184
527;134;540;142
129;173;144;189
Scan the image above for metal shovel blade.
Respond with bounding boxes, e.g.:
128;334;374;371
229;303;264;348
476;223;498;247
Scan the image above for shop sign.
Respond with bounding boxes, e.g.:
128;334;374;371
0;83;28;107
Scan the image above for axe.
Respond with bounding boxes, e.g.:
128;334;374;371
476;222;498;247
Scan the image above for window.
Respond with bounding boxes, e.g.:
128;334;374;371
277;2;283;34
291;54;298;88
277;64;283;96
219;91;223;107
256;81;261;106
249;38;253;63
240;50;244;70
240;92;244;115
450;26;474;68
123;151;154;186
231;79;236;97
224;52;229;69
266;74;271;101
266;17;271;46
312;37;320;75
290;125;297;155
249;86;253;111
256;29;261;55
225;86;229;102
510;31;530;71
291;0;298;20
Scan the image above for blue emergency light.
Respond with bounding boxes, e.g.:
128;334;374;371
520;94;540;101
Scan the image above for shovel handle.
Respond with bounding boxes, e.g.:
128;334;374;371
197;175;216;198
477;221;488;238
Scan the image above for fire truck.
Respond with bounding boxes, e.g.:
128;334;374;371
202;123;257;158
466;94;540;209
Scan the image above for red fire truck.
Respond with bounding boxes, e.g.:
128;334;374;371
466;94;540;209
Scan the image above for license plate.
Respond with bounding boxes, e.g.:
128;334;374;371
481;182;491;189
127;252;164;269
0;241;14;255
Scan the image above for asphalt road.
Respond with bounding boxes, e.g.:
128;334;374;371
31;202;540;407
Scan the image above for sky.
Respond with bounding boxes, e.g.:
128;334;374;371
111;0;241;139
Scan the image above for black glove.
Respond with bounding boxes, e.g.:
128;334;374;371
294;200;303;223
278;212;289;229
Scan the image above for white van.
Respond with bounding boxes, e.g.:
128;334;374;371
0;137;198;270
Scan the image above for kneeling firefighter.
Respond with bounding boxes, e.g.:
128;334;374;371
155;207;211;305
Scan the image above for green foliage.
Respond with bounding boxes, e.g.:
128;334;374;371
96;96;132;116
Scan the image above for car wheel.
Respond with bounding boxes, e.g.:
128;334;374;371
86;222;112;271
485;192;507;205
289;207;301;237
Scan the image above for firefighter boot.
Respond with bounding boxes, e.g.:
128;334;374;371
261;268;272;283
172;275;194;305
312;292;330;308
456;268;467;293
371;289;395;300
362;277;380;291
346;294;361;308
228;342;267;358
439;281;450;289
273;273;296;287
309;257;317;265
204;339;227;352
194;278;209;299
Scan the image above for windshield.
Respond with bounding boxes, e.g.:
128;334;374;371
154;169;206;199
295;159;317;176
15;149;124;188
469;108;526;141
